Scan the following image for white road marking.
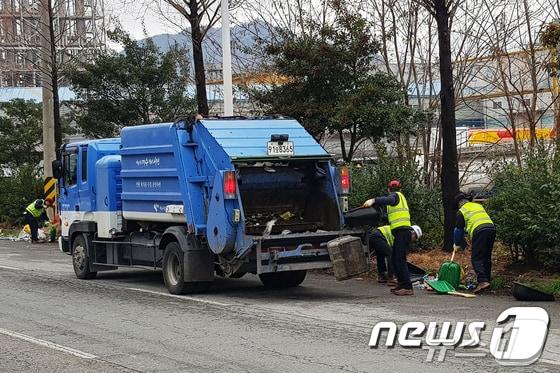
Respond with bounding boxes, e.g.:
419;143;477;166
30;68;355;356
0;328;97;360
2;263;559;368
126;287;232;307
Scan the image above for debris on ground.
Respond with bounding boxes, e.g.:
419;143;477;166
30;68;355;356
279;211;295;221
263;219;277;236
0;226;47;242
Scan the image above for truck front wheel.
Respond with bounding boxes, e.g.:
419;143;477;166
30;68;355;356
259;270;307;289
162;242;211;295
72;234;97;280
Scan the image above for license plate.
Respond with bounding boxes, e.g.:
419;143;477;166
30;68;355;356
267;141;294;156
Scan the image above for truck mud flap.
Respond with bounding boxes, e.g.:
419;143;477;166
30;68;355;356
184;249;214;282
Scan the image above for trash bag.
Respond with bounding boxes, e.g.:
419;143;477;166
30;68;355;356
344;207;380;228
37;228;46;241
18;229;30;241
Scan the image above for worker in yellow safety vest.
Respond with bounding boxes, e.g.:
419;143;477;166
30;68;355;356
369;224;422;286
23;198;53;243
454;192;496;294
363;180;415;296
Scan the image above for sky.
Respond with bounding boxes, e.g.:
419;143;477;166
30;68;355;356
104;0;183;41
104;0;252;44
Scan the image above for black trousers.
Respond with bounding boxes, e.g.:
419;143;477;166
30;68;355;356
391;227;412;289
369;236;394;278
471;227;496;283
23;213;39;241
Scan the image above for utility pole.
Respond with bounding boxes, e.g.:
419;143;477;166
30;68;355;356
554;57;559;142
40;0;56;177
221;0;233;116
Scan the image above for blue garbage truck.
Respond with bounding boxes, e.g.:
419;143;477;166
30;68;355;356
53;118;366;294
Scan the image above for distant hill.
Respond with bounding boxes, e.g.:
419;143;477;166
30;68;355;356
139;21;272;72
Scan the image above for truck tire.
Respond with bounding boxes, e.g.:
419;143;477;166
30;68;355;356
259;270;307;289
72;234;97;280
162;242;211;295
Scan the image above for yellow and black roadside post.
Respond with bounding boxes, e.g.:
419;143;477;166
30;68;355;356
44;176;57;217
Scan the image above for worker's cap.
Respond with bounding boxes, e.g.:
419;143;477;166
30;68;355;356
387;180;401;189
34;199;44;208
411;225;422;239
44;198;54;206
454;192;473;208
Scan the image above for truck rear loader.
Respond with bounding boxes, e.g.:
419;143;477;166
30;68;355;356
53;118;367;294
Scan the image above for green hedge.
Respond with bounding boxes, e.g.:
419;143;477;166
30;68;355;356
487;153;560;270
0;165;44;225
348;150;443;249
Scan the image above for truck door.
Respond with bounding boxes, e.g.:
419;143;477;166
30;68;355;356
77;145;92;211
60;146;80;212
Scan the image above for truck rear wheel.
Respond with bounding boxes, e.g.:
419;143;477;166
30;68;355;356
259;270;307;289
162;242;211;295
72;234;97;280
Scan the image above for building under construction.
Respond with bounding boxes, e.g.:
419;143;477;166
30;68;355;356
0;0;105;87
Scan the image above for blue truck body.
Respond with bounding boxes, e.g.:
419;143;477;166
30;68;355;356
56;118;361;294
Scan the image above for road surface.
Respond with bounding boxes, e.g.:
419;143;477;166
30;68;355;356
0;240;558;372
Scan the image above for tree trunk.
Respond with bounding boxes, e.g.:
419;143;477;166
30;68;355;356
189;16;209;116
435;2;460;251
338;129;349;162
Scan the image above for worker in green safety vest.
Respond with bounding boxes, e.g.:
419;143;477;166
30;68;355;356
369;224;422;285
454;192;496;294
23;198;53;243
362;180;415;296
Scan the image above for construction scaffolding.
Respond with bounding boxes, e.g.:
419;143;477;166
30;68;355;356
0;0;105;87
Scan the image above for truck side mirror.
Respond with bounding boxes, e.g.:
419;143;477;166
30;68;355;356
52;159;63;179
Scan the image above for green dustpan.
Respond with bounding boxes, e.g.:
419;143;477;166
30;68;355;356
437;247;461;289
426;279;456;294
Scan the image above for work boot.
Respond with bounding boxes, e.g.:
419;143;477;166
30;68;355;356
473;282;491;294
377;273;389;283
393;288;414;296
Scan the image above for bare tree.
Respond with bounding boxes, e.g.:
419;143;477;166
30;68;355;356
456;0;557;166
414;0;461;250
151;0;223;115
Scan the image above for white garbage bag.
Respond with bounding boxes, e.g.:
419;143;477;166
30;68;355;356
37;228;47;241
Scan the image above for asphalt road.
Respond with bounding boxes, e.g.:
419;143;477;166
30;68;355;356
0;240;558;372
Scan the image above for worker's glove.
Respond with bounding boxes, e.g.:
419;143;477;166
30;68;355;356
362;198;375;208
453;244;462;252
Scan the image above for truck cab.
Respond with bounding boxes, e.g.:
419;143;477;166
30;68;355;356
54;118;367;294
57;139;121;242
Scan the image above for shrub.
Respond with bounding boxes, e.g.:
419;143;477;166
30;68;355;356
349;148;443;249
0;165;44;225
487;153;560;270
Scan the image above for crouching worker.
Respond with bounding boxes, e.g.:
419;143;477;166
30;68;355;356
363;180;415;296
23;198;53;243
369;225;422;286
454;193;496;294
